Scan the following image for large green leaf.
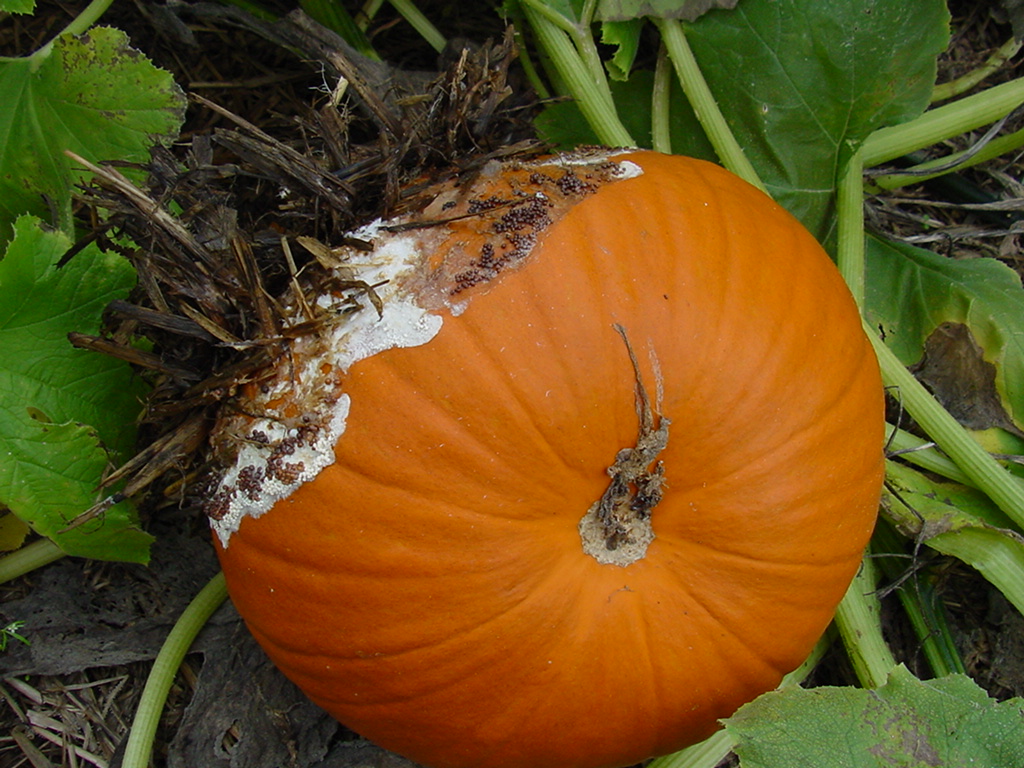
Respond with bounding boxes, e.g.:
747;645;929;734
596;1;738;21
0;216;152;563
0;0;35;13
727;665;1024;767
0;26;185;242
683;0;950;239
865;235;1024;432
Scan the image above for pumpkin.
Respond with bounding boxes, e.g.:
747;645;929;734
206;149;884;768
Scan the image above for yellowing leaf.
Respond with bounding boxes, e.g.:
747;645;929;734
0;510;29;551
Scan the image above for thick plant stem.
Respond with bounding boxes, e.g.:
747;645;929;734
654;18;764;191
862;76;1024;167
121;571;229;768
932;37;1022;103
886;424;971;485
871;125;1024;191
519;2;634;147
648;729;734;768
0;539;65;584
651;44;673;154
835;150;866;307
834;555;897;689
866;322;1024;530
357;0;385;30
508;12;551;100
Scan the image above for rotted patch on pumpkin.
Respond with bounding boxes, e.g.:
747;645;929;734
403;149;643;310
204;225;443;546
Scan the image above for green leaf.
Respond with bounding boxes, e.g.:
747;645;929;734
865;235;1024;432
0;0;35;13
727;665;1024;767
596;0;737;22
0;215;152;563
528;0;587;23
884;459;1017;533
601;19;644;80
0;26;185;242
683;0;950;239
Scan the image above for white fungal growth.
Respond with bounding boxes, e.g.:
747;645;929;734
208;223;442;547
209;397;352;547
207;152;646;546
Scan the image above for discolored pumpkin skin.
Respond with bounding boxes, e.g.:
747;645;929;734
213;152;884;768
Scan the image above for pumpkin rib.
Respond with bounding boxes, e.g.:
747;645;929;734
425;305;591;484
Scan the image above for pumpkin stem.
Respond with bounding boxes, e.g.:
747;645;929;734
578;325;670;566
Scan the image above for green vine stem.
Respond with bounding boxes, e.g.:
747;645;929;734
862;76;1024;167
121;571;229;768
518;0;608;87
647;637;828;768
648;729;734;768
0;539;65;584
833;553;898;689
24;0;115;66
866;323;1024;530
566;0;615;100
835;149;866;307
837;127;1024;528
387;0;446;54
886;424;971;485
300;0;379;59
926;526;1024;619
519;1;635;147
653;18;764;191
356;0;385;30
507;8;551;100
870;124;1024;191
932;37;1023;103
872;519;966;679
651;43;673;154
882;473;1024;621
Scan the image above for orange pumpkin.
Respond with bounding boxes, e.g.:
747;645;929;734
207;150;884;768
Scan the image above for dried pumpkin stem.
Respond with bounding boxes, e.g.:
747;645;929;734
579;326;669;566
